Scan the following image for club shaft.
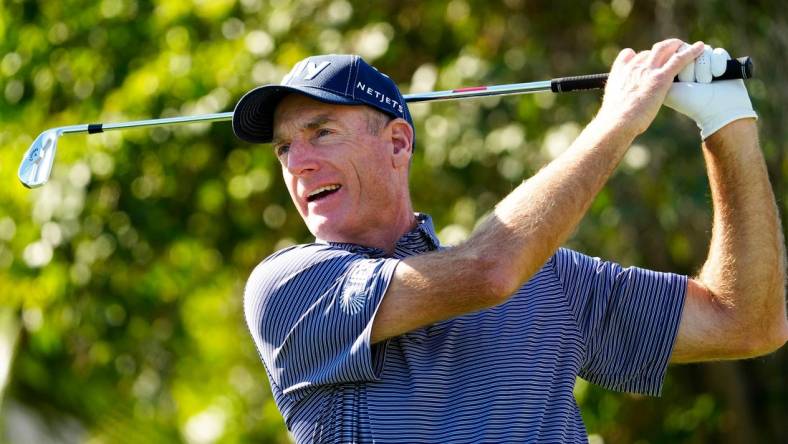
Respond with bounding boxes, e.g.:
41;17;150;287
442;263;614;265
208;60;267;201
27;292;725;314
405;80;552;102
64;80;554;135
102;112;234;131
51;55;755;135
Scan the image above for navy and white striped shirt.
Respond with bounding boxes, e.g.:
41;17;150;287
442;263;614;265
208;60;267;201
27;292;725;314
244;213;687;443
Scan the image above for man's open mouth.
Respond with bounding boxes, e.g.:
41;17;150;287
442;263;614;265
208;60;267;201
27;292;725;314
307;184;341;202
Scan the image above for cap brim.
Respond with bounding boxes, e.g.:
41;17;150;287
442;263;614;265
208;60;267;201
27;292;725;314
232;85;360;144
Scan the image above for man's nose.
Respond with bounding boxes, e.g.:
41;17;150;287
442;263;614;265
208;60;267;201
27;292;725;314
285;141;320;176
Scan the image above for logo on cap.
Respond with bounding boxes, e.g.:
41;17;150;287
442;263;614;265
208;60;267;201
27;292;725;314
355;80;404;115
282;60;331;84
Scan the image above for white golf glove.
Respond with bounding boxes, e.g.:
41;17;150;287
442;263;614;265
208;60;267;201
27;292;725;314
664;44;757;140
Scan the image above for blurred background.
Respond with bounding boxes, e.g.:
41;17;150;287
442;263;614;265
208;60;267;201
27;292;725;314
1;0;786;442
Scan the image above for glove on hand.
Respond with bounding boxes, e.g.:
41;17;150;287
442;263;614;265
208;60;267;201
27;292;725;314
664;44;757;140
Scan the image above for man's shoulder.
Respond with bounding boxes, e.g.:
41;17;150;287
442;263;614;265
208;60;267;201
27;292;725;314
244;243;358;318
262;242;344;263
249;242;357;282
245;242;379;299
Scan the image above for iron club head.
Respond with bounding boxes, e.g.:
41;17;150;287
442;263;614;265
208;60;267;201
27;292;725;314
18;128;61;188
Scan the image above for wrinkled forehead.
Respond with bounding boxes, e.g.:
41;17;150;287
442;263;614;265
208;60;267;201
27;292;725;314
271;94;366;139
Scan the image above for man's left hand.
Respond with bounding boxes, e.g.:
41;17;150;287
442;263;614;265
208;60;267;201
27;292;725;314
664;44;757;140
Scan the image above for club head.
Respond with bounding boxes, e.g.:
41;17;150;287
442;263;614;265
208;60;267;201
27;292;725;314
18;128;61;188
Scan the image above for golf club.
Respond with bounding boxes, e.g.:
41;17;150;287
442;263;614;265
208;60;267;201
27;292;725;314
18;57;753;189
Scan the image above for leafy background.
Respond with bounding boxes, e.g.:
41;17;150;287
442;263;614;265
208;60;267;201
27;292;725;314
1;0;786;442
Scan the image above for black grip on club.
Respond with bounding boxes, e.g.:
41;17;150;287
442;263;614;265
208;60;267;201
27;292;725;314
713;56;753;80
550;56;753;93
550;73;609;93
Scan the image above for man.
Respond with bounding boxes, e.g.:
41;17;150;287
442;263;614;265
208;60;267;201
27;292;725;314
233;39;788;442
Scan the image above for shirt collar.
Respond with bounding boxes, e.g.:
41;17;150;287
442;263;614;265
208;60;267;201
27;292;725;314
318;213;441;258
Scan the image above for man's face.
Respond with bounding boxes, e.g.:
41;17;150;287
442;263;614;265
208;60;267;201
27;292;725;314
272;94;408;243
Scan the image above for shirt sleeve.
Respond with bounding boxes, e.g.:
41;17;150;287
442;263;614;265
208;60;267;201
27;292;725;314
243;244;399;401
552;248;687;396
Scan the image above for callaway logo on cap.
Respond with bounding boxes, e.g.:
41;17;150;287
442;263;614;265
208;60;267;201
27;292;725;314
232;54;414;147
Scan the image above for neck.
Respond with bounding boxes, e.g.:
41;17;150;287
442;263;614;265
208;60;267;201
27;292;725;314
355;204;418;254
377;205;419;255
316;203;418;255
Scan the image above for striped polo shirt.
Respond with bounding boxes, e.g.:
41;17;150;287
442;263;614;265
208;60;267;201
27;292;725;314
244;213;687;443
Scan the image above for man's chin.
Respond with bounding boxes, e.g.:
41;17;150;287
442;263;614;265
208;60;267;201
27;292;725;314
307;216;345;242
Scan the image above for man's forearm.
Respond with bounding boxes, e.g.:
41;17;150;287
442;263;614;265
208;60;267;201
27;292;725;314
698;119;788;352
464;117;636;294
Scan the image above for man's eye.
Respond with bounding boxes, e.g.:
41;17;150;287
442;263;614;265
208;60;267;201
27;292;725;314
275;144;290;157
316;128;332;137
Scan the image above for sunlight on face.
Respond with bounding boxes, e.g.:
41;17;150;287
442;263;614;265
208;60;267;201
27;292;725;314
272;94;412;247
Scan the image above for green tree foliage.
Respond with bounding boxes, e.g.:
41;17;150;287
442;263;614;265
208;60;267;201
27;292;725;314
1;0;785;442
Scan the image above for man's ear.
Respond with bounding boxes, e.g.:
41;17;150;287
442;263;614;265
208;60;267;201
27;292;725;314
388;118;413;168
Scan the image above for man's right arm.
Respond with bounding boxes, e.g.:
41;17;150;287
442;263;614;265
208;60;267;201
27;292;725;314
371;39;706;344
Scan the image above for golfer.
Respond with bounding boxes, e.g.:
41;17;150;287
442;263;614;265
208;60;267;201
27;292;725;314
233;39;787;443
